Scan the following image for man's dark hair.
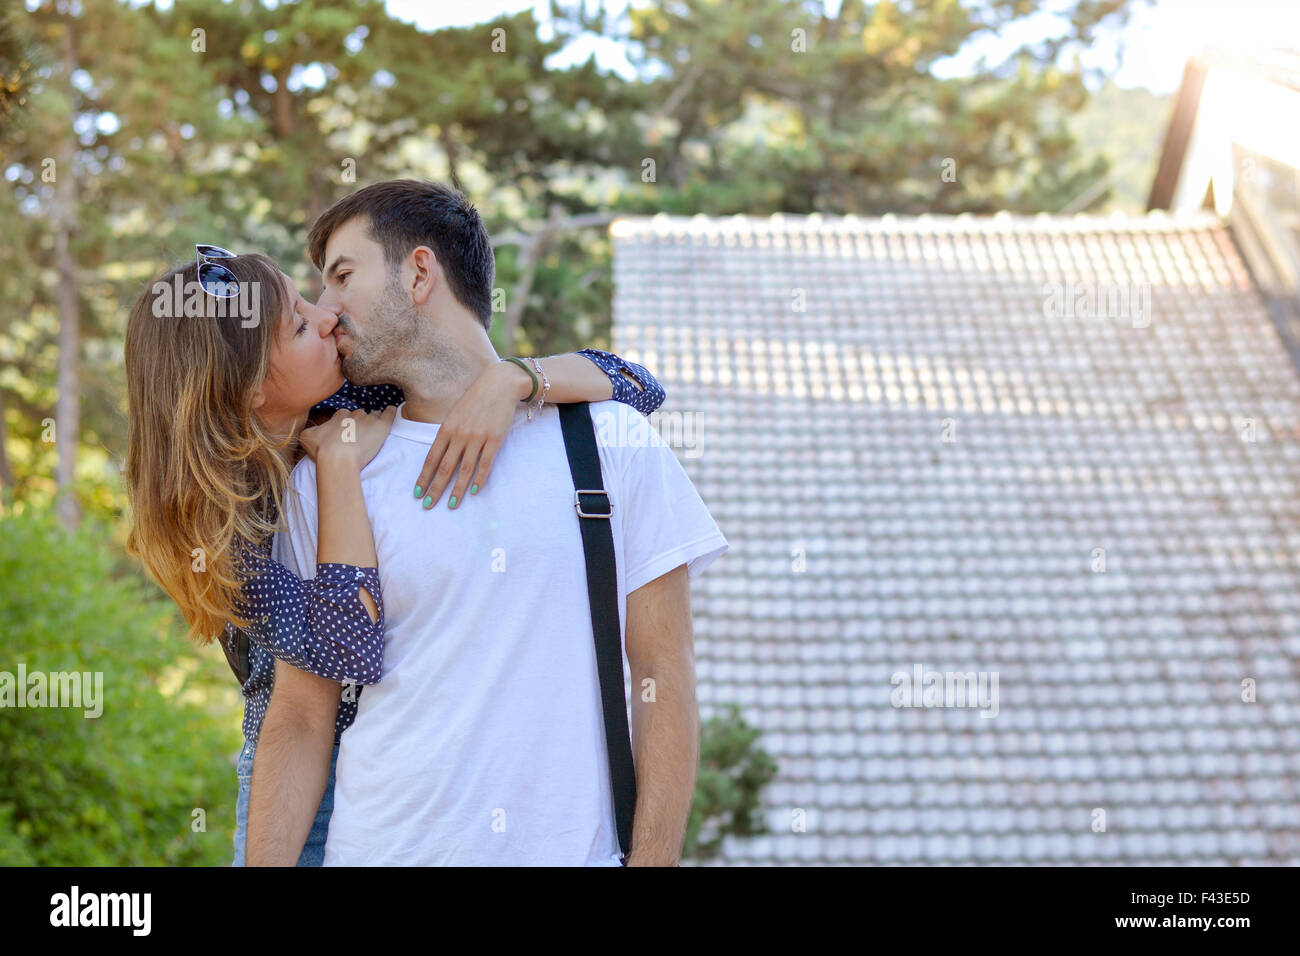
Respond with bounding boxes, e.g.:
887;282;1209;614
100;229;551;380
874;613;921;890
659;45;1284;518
307;179;495;331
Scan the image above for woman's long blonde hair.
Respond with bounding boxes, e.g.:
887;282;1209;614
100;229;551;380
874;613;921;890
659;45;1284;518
124;253;295;644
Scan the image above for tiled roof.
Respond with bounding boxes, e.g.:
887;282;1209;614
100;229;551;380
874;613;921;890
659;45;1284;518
611;211;1300;865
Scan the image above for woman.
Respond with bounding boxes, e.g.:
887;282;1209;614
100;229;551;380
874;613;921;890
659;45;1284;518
122;248;666;865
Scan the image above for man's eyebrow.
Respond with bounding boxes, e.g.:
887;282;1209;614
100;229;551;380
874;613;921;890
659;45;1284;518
323;255;354;281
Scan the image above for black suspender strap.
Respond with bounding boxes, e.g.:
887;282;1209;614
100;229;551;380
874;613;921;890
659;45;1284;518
557;402;637;863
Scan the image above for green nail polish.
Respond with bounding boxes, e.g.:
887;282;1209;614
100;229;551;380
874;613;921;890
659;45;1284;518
470;484;478;495
422;495;433;509
413;485;423;498
449;495;458;509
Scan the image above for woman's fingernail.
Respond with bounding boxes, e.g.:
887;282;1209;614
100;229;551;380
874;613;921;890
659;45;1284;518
413;485;423;498
470;484;479;495
448;495;458;509
422;495;433;509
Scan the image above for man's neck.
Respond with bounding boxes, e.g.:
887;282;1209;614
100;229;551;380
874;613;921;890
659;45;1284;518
398;319;500;424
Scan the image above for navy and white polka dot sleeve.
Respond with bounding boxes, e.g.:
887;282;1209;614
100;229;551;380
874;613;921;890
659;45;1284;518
312;380;405;415
232;536;385;687
575;348;666;415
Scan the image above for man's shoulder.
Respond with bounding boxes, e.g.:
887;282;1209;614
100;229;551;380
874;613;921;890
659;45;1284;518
589;398;637;418
585;399;665;451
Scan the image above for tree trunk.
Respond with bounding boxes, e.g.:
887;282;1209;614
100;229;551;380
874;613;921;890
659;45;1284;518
53;15;80;531
273;68;293;138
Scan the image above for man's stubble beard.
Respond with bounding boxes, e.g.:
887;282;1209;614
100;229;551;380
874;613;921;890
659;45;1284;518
340;274;431;387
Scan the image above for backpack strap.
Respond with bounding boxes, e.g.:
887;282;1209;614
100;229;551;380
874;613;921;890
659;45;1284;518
221;628;250;687
557;402;637;864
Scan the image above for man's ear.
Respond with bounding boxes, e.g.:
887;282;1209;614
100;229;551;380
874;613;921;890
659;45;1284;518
409;246;438;306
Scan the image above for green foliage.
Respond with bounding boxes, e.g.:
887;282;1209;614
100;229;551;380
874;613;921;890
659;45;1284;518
0;504;243;865
684;703;779;860
1069;81;1172;212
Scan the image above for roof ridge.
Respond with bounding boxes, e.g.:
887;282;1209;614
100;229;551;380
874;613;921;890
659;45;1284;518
609;209;1225;237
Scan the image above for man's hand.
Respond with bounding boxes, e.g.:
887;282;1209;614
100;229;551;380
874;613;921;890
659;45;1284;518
624;563;698;867
246;658;341;866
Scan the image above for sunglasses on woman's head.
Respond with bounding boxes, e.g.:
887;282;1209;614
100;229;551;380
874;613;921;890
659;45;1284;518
196;243;241;298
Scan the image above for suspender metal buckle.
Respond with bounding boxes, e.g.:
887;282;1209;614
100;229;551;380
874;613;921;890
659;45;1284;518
574;489;613;519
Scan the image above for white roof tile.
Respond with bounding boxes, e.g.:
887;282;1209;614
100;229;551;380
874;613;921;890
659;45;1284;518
613;213;1300;864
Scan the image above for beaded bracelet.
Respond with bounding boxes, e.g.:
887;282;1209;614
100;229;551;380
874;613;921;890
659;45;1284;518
525;356;550;420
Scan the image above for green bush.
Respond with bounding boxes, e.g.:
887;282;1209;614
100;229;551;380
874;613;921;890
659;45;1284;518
684;703;779;860
0;504;243;865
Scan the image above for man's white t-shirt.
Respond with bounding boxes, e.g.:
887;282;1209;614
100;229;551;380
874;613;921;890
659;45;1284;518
273;399;728;866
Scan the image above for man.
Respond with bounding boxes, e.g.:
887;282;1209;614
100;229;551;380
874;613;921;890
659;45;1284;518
246;179;728;866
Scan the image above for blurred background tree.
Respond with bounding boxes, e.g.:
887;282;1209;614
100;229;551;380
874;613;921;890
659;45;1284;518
0;5;39;500
2;0;1152;530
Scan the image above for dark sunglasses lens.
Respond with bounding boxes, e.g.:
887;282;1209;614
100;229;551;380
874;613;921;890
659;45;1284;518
197;244;237;259
199;261;240;297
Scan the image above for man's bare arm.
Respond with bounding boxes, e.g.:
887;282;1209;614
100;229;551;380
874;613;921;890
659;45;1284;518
246;657;341;866
624;562;698;866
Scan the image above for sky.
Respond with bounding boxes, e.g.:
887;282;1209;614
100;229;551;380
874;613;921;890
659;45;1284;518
382;0;1300;94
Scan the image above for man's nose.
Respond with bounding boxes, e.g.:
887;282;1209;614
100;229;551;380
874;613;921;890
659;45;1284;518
308;300;339;336
315;287;341;315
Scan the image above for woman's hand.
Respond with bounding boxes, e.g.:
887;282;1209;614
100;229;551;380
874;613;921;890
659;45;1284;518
299;406;398;470
413;360;533;510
